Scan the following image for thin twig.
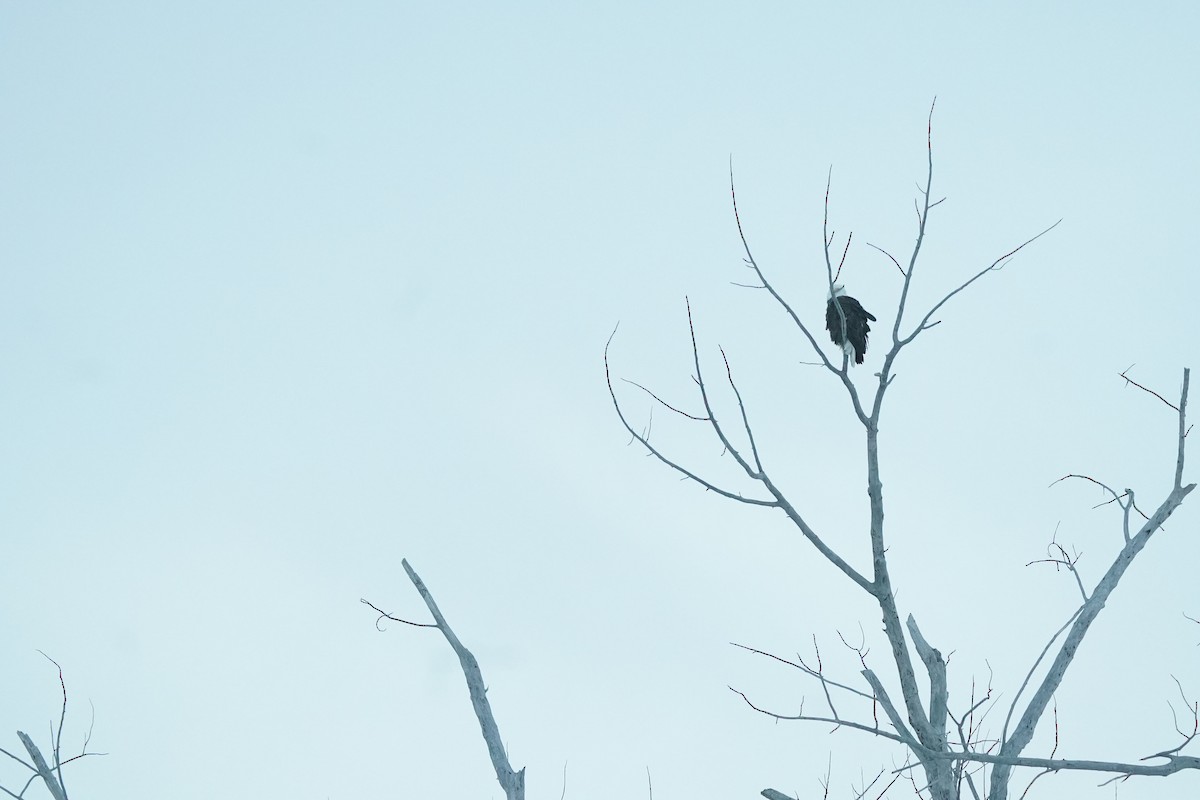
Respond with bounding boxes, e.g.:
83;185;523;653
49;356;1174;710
864;241;905;277
1120;366;1180;412
359;598;438;630
621;378;709;421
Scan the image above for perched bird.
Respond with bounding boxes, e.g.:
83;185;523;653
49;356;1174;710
825;284;876;365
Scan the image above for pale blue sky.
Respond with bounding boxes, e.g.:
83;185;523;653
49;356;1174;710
2;3;1198;798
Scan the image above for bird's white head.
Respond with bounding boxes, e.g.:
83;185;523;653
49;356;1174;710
828;283;846;301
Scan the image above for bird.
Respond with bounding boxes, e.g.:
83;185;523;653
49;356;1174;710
825;284;876;365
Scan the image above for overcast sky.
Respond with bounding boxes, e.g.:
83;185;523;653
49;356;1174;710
2;3;1198;798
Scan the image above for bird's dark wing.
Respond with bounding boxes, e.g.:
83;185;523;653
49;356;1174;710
839;296;876;322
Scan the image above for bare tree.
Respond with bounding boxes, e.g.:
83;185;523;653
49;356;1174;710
1;655;102;800
606;104;1196;799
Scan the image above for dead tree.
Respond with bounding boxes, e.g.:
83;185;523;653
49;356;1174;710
606;104;1196;799
0;656;102;800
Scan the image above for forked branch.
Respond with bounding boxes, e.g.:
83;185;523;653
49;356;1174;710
364;561;525;800
989;369;1195;799
0;657;103;800
606;318;874;593
897;220;1062;348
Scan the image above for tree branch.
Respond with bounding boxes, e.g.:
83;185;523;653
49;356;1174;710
729;687;905;745
907;615;948;751
990;372;1195;798
607;319;875;592
399;559;525;800
605;326;778;507
934;748;1200;778
14;733;65;800
729;162;872;425
861;669;924;752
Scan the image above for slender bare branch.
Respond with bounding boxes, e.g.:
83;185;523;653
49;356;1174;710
1050;475;1155;537
888;98;938;345
835;232;853;282
732;640;877;703
621;378;709;421
1025;539;1088;602
899;219;1062;347
729;687;905;745
719;346;763;472
1049;472;1122;501
1176;369;1190;489
37;653;68;800
359;598;438;630
685;299;763;480
864;240;905;277
399;559;525;800
860;670;923;752
0;746;34;773
823;171;855;374
605;326;778;507
1119;365;1181;412
729;161;873;425
1000;604;1083;749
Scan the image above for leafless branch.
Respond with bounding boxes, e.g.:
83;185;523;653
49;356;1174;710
731;641;879;704
1017;767;1052;800
36;653;68;800
1000;605;1082;749
864;241;905;277
1177;370;1191;488
683;300;765;480
936;748;1200;778
729;160;873;423
898;219;1062;347
887;98;938;347
860;670;923;752
1025;538;1088;603
1;659;105;800
719;346;763;472
907;616;948;751
835;232;853;282
359;598;438;630
1153;677;1199;757
729;687;906;745
849;765;890;800
605;325;778;507
610;304;878;591
1049;475;1155;538
373;560;526;800
621;378;709;421
14;734;65;800
948;684;991;800
1120;365;1180;412
1049;472;1118;498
